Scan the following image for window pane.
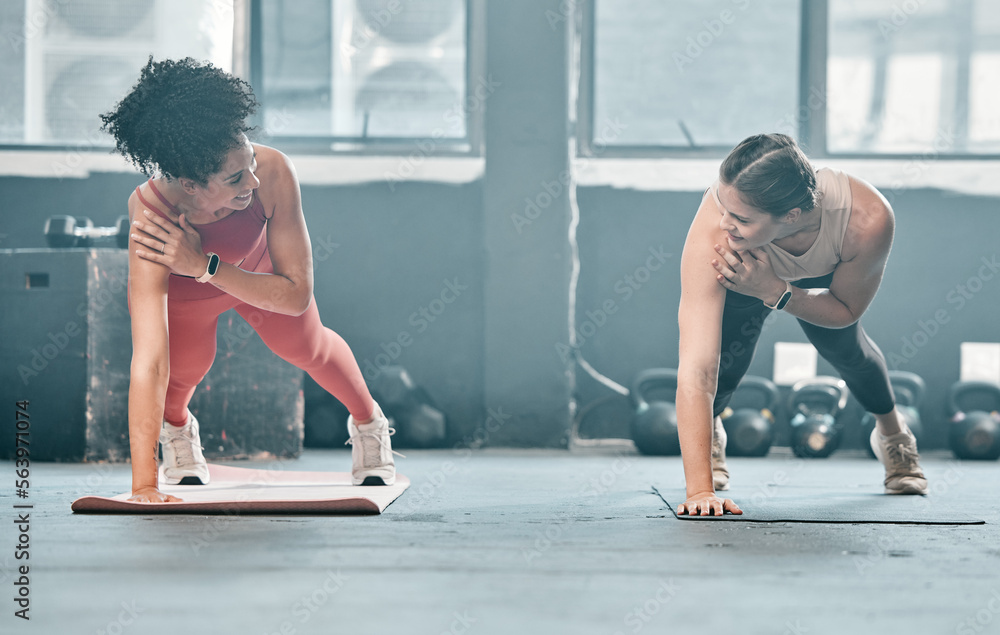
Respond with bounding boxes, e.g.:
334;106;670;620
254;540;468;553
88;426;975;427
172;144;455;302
0;0;232;146
594;0;800;148
828;0;1000;154
259;0;468;141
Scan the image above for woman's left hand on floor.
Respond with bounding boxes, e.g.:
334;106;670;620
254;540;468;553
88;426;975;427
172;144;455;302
132;209;208;277
712;244;786;304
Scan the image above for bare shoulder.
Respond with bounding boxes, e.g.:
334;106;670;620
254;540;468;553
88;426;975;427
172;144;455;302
680;189;728;307
682;188;730;272
252;143;296;181
127;188;140;221
128;180;180;224
843;174;894;261
251;143;301;219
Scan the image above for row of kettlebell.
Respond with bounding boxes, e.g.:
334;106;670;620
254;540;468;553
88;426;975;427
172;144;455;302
629;369;1000;461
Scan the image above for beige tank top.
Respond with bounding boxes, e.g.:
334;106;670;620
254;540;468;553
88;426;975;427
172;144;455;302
711;167;853;282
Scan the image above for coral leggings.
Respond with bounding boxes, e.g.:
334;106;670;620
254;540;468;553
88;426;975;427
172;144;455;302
162;292;374;426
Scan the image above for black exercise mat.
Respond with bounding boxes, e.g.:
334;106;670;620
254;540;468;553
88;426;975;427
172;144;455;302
652;486;985;524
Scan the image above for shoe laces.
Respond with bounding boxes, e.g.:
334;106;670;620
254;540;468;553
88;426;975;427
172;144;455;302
164;427;201;466
884;440;920;476
345;427;406;461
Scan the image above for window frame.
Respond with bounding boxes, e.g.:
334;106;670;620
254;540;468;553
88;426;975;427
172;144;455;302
0;0;485;157
247;0;485;157
578;0;1000;160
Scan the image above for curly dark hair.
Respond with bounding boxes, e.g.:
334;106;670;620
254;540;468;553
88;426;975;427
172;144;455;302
100;57;258;184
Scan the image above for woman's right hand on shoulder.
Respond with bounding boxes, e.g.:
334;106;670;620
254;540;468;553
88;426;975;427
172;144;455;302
128;487;182;504
677;491;742;516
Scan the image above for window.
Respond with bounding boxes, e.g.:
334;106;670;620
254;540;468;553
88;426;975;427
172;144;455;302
828;0;1000;154
0;0;477;155
589;0;801;152
0;0;233;146
256;0;473;151
587;0;1000;156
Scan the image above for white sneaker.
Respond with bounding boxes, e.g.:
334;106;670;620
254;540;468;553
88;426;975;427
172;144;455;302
346;403;398;486
870;425;928;495
712;415;730;491
159;412;210;485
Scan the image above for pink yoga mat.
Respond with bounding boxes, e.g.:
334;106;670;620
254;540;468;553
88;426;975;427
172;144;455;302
72;464;409;514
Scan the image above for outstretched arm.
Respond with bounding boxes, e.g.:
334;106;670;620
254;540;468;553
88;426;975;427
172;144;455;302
676;190;743;516
125;190;181;503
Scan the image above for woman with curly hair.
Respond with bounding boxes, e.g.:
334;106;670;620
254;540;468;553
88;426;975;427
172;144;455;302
101;57;396;503
675;133;928;516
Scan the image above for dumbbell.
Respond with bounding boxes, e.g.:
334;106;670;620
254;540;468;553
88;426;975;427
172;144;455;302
788;376;849;458
721;375;778;457
630;368;680;456
373;366;447;448
948;381;1000;461
44;215;130;249
860;371;926;459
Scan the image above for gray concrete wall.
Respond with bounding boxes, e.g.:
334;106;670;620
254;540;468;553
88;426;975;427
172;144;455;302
4;173;993;451
481;0;573;448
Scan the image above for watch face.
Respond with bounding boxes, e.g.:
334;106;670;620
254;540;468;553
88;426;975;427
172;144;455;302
776;290;792;310
208;254;220;275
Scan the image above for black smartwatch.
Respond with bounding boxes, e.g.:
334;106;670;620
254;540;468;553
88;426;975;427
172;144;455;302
764;281;793;311
196;252;220;283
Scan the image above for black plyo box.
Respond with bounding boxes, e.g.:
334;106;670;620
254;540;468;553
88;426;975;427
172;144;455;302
0;249;304;462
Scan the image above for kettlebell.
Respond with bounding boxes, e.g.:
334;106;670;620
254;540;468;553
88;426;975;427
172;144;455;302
948;381;1000;461
630;368;680;456
788;376;849;458
721;375;778;457
861;371;926;459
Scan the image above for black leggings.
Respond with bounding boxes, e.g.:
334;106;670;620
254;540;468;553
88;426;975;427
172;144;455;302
712;273;896;418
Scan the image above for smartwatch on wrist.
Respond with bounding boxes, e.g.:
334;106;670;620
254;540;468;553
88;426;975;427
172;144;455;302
764;280;793;311
196;252;220;283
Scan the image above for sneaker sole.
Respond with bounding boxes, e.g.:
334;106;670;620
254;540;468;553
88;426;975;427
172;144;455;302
885;482;928;495
160;474;210;486
354;475;395;486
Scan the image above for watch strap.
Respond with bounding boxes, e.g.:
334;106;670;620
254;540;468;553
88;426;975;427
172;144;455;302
764;281;793;311
196;253;220;283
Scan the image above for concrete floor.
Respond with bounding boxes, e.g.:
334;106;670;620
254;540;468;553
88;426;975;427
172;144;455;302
2;448;998;635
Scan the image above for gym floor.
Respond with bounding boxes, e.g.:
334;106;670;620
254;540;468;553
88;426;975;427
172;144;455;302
4;448;998;635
